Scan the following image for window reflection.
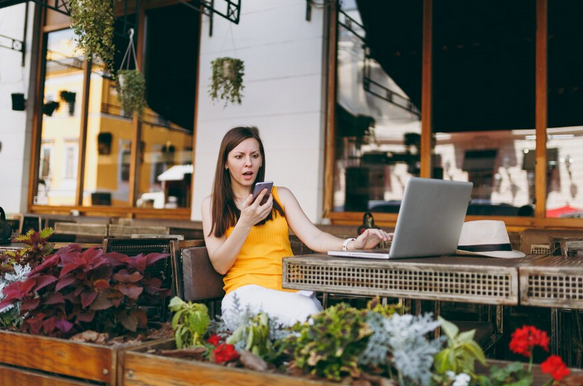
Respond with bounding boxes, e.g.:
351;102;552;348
36;29;84;206
334;1;422;213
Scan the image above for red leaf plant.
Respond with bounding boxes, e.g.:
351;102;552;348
0;245;170;338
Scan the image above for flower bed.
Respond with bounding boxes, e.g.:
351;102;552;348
122;341;582;386
120;296;580;386
0;229;174;385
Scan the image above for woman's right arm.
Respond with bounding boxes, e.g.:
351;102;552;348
201;191;273;275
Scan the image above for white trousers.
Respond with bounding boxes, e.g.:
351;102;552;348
221;284;323;330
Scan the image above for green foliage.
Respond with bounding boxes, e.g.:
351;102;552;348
1;228;54;272
433;317;487;379
69;0;116;73
481;362;533;386
116;69;147;120
209;57;245;106
278;303;371;381
226;312;271;357
169;296;210;349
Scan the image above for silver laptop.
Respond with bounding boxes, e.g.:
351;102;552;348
328;177;473;259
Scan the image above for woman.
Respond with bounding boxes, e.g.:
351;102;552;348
201;126;391;327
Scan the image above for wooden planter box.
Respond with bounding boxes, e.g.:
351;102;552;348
123;341;583;386
123;340;338;386
0;329;164;385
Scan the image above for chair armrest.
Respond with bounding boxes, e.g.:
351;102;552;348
182;246;225;301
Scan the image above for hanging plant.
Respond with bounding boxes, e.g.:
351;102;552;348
69;0;116;73
116;28;147;120
209;57;245;105
59;90;77;116
116;69;147;120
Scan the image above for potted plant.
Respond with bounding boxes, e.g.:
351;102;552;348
42;100;60;116
116;69;147;120
69;0;115;73
59;90;77;116
0;229;172;385
209;57;245;106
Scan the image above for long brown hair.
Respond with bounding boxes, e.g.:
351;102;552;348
209;126;284;237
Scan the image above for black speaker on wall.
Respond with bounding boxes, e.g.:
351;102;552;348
11;93;26;111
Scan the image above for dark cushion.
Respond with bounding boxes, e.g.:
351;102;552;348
182;247;225;301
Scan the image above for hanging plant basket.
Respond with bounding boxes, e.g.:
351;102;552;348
209;57;245;106
115;28;147;120
117;69;147;120
69;0;116;73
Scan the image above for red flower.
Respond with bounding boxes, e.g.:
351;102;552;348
541;355;570;381
509;326;550;357
207;334;221;346
212;343;239;364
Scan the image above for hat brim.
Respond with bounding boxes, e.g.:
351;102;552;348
456;249;526;259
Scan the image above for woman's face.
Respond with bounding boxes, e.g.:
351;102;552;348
225;138;262;189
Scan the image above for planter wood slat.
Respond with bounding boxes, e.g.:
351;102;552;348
0;329;164;385
123;341;583;386
0;364;89;386
123;341;338;386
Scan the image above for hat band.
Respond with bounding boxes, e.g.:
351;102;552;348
458;243;512;253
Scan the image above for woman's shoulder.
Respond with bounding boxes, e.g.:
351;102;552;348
273;186;296;203
201;195;212;208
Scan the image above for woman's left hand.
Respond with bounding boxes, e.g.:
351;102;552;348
351;228;393;250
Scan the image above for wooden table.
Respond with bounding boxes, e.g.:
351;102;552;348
283;254;530;305
519;254;583;364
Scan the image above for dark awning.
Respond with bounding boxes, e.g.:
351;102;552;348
356;0;583;132
0;0;26;9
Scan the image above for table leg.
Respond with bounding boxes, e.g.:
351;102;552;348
322;292;329;308
551;308;559;356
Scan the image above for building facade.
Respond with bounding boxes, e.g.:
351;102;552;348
1;0;582;230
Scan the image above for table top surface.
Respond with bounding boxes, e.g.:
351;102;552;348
284;253;543;268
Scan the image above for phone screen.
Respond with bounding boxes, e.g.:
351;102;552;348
252;181;273;205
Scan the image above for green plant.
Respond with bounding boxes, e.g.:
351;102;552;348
116;69;147;120
226;311;271;357
209;57;245;105
279;303;371;381
0;228;55;272
432;317;487;383
433;317;487;376
69;0;116;73
169;296;210;349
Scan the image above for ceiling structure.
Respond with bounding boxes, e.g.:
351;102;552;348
356;0;583;133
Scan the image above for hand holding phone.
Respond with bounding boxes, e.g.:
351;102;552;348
252;181;273;205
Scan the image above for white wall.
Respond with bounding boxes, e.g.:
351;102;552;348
191;0;328;222
0;3;36;216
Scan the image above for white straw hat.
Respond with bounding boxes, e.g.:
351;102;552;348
456;220;525;258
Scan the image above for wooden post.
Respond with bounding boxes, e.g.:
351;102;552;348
420;0;433;178
535;0;548;218
323;0;339;219
75;60;91;206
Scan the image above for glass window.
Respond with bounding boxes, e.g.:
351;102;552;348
134;4;198;209
546;1;583;218
334;0;423;213
36;29;84;206
433;0;536;217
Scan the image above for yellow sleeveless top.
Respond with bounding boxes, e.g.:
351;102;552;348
223;186;296;295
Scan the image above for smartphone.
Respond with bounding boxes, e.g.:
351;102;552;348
252;181;273;205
